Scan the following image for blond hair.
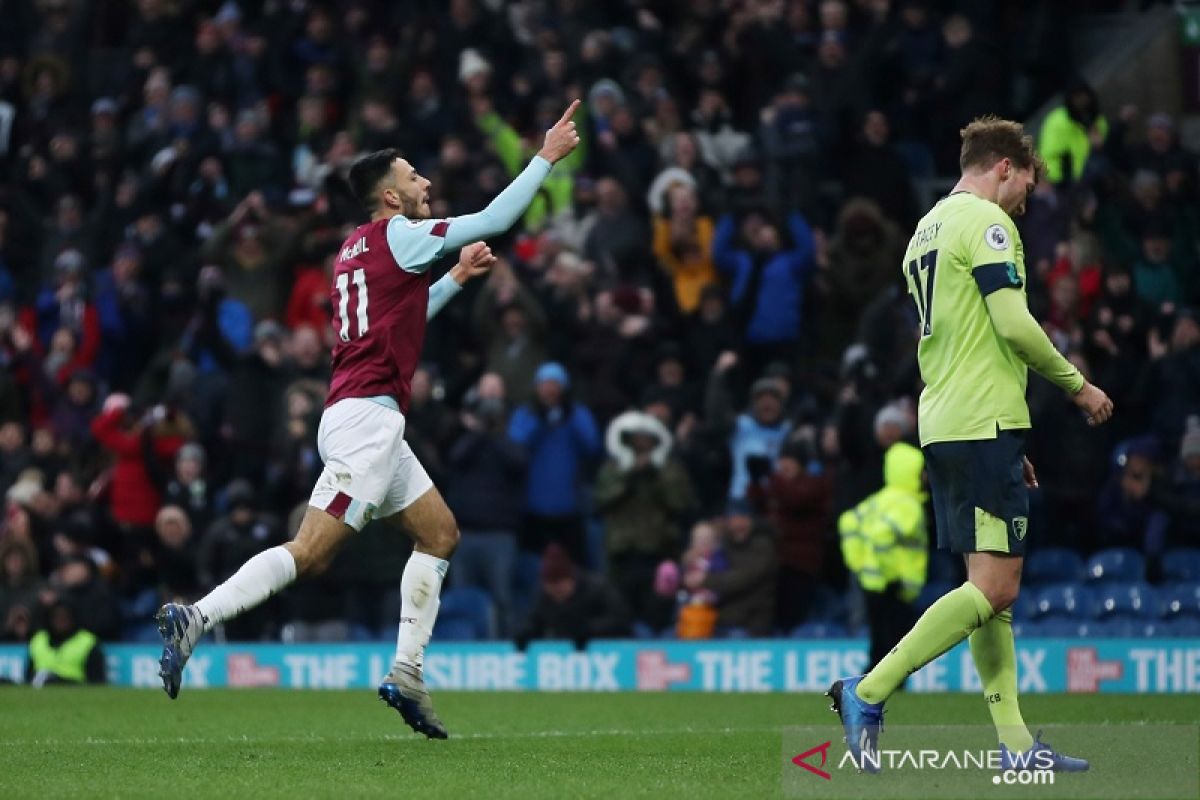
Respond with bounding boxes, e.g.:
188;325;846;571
959;115;1044;181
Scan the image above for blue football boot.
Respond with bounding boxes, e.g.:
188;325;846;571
999;730;1089;772
156;603;205;699
827;675;885;773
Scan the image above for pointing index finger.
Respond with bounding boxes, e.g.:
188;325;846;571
557;99;581;126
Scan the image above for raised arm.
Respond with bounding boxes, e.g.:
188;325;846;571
438;100;582;250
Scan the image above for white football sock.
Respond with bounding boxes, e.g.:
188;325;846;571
194;546;297;632
394;551;449;670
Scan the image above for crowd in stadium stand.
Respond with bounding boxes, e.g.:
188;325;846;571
0;0;1197;648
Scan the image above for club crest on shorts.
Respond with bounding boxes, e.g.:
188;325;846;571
985;223;1009;250
1012;516;1028;540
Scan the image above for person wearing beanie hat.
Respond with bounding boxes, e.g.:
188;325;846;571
515;543;630;649
709;363;792;507
508;362;601;564
165;442;213;531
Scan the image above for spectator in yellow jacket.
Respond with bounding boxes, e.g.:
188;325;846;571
652;184;718;314
839;442;928;669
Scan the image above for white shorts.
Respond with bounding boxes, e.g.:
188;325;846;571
309;397;434;531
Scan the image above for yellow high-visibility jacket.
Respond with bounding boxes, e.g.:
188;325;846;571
28;630;98;683
838;442;928;602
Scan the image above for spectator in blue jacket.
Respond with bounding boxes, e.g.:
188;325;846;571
712;209;815;380
704;351;794;505
508;362;601;565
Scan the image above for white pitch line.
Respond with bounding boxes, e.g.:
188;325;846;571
1;725;785;747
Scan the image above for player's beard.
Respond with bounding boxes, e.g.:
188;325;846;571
402;196;432;219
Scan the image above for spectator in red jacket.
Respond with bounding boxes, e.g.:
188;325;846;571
89;394;190;533
748;436;835;630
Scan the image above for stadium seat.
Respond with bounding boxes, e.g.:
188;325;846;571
631;621;658;640
511;552;542;621
914;580;955;613
1022;618;1085;638
1032;582;1091;619
433;618;480;642
1023;547;1085;585
1085;548;1145;583
1010;591;1038;620
434;587;496;640
1090;581;1157;620
1159;583;1200;620
1161;548;1200;584
788;621;850;639
1078;619;1158;638
1162;617;1200;637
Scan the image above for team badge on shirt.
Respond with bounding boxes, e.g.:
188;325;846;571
985;224;1009;251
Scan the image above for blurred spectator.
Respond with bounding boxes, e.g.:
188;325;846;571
90;393;189;533
26;599;105;686
404;366;457;488
473;259;547;408
444;374;526;635
163;443;214;532
842;110;918;228
817;199;907;361
0;539;40;642
1149;416;1200;548
1037;78;1107;185
673;520;723;639
594;411;695;629
759;74;821;216
27;249;101;380
1142;309;1200;445
508;363;601;564
516;543;630;648
1097;437;1168;555
838;442;927;669
1132;217;1190;309
225;320;291;485
707;359;793;505
152;505;200;602
44;556;118;640
712;209;815;374
584;178;650;279
1028;353;1114;542
200;191;295;320
685;285;740;379
196;480;284;640
748;434;835;630
683;506;776;637
651;183;717;314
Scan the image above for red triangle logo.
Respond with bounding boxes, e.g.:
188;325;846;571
792;741;832;780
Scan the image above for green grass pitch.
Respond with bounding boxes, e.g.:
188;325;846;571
0;688;1195;799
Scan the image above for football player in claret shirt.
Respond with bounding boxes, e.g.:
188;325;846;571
157;101;582;738
828;117;1112;773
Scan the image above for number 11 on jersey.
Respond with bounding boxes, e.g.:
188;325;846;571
336;268;369;341
907;249;938;337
